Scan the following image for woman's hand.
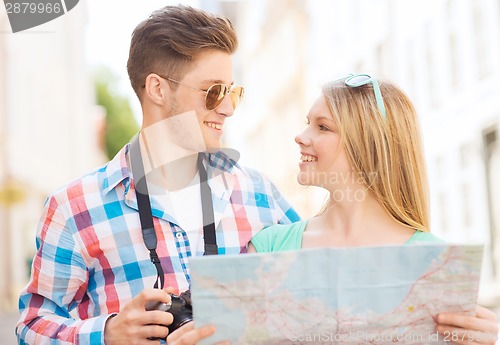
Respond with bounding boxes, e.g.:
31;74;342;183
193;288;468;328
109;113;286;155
167;321;229;345
436;305;499;344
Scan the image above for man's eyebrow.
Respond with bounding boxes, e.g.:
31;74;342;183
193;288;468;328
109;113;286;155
201;79;234;85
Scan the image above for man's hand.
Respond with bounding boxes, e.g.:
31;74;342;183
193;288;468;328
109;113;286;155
167;322;229;345
104;288;175;345
436;305;499;344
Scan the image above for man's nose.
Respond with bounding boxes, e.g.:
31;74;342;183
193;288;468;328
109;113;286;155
214;93;235;117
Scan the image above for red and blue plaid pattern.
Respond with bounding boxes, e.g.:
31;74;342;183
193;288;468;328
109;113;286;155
17;144;300;344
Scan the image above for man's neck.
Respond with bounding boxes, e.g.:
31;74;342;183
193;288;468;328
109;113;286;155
139;131;199;192
155;155;199;192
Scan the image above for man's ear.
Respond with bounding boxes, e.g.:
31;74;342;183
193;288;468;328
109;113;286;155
143;74;169;106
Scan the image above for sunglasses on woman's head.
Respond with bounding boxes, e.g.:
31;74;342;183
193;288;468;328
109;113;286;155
156;75;245;111
334;73;387;119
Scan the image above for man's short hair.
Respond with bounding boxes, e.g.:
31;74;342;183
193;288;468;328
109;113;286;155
127;5;238;100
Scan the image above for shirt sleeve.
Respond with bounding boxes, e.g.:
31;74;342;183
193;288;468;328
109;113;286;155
408;231;446;244
16;195;111;344
251;225;280;253
268;179;301;224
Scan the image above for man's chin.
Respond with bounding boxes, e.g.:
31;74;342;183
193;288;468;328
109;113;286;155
204;142;223;152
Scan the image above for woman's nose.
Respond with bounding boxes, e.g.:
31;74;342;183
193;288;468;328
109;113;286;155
295;130;310;146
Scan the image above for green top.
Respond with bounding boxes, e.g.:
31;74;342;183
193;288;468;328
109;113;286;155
251;220;444;252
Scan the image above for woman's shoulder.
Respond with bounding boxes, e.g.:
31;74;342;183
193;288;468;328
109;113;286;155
264;220;305;232
255;220;307;241
251;220;307;252
407;230;445;244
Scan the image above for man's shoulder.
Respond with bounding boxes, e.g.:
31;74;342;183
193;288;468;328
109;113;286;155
225;158;272;183
234;164;269;179
48;146;129;204
48;162;110;201
208;150;270;179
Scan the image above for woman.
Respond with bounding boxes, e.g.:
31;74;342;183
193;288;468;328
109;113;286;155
248;74;499;344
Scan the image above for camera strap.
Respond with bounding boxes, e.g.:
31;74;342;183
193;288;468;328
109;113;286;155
197;153;218;256
130;136;218;290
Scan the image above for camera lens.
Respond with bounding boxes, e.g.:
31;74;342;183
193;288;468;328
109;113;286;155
167;293;193;333
145;291;193;336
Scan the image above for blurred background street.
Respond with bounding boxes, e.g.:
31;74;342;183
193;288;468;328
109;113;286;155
1;0;500;343
0;313;18;344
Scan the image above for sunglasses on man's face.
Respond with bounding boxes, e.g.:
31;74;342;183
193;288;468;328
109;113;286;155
157;75;244;111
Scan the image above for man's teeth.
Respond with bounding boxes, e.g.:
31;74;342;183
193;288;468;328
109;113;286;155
205;122;222;130
301;155;317;162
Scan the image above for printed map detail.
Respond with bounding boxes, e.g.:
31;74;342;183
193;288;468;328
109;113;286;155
190;244;483;344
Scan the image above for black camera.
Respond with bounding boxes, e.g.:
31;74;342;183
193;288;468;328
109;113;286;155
146;290;193;334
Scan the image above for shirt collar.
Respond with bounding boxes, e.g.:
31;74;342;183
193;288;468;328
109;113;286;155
101;144;240;197
102;144;132;196
204;148;240;176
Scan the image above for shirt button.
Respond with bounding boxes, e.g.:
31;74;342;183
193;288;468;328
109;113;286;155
176;232;183;239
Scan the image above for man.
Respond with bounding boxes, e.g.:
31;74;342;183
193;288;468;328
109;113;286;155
17;5;300;344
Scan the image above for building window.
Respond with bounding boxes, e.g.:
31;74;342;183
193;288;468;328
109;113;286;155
435;156;445;179
460;144;473;230
438;192;449;235
460;143;473;170
434;156;448;236
425;23;439;108
447;0;460;91
483;127;500;280
461;183;472;229
377;41;392;77
473;2;489;80
448;32;460;91
406;40;416;99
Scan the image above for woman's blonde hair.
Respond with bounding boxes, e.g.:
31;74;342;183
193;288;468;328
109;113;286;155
322;77;430;232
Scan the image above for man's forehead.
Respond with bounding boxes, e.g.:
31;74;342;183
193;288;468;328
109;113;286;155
181;51;234;81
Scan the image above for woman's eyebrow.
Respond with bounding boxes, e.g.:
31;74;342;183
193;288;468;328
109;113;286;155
315;116;334;122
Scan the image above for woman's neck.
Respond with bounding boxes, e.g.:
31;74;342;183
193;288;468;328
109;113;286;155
303;191;415;247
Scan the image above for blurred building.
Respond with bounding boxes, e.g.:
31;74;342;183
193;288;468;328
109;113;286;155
0;3;102;311
208;0;332;218
223;0;500;309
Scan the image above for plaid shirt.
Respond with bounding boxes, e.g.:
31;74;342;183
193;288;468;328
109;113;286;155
17;144;300;344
